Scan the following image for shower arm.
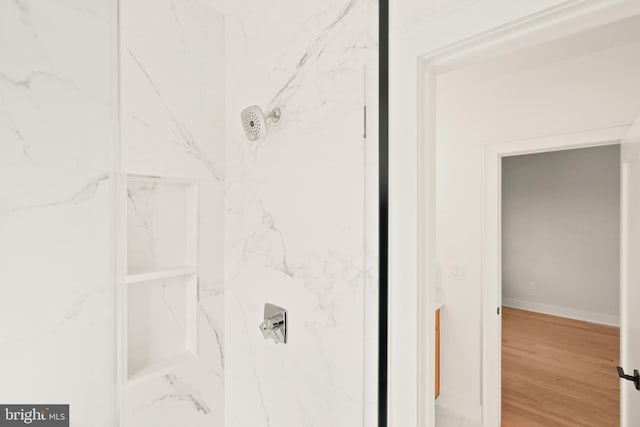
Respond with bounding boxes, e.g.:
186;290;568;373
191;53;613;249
266;107;281;123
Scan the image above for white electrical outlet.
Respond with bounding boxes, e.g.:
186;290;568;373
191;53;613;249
528;280;538;290
450;265;465;280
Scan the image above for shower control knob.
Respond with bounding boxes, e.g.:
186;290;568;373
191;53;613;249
259;303;287;344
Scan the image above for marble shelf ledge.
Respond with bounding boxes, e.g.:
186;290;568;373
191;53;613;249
126;266;197;284
127;351;196;384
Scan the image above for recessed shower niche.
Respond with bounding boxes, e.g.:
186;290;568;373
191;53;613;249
127;176;198;275
126;175;199;379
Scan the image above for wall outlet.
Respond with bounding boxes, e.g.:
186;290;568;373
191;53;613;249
528;280;538;290
450;265;465;280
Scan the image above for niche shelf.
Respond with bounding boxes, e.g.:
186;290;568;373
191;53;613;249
126;175;199;277
126;174;199;380
127;266;197;284
127;273;198;380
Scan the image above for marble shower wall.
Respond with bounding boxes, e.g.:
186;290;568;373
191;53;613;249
224;1;379;426
0;0;117;425
1;0;376;425
121;0;225;426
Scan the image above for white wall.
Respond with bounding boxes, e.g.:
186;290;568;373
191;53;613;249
435;36;640;420
388;2;600;425
390;0;471;33
502;145;620;325
0;0;117;425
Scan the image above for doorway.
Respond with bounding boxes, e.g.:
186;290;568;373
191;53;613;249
389;0;640;425
431;11;640;426
500;145;621;426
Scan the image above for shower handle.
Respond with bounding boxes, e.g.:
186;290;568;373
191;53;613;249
259;303;287;344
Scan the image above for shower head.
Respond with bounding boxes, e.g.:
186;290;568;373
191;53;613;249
240;105;281;141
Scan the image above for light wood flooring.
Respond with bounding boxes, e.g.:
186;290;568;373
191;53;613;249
502;307;620;427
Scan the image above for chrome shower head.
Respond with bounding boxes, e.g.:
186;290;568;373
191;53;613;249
240;105;281;141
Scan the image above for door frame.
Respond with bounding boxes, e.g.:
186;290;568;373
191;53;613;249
388;1;636;426
483;124;630;426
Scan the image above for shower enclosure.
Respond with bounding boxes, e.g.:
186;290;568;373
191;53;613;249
0;0;381;426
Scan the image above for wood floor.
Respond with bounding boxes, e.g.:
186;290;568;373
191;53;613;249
501;307;620;427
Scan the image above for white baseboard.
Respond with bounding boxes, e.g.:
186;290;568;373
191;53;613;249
502;297;619;327
435;389;482;424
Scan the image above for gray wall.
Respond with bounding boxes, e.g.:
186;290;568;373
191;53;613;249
502;145;620;324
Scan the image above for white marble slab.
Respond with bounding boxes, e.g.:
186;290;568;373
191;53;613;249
224;0;379;426
0;0;118;425
121;0;225;425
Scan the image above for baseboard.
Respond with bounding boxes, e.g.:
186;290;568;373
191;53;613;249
435;389;482;424
502;297;619;327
